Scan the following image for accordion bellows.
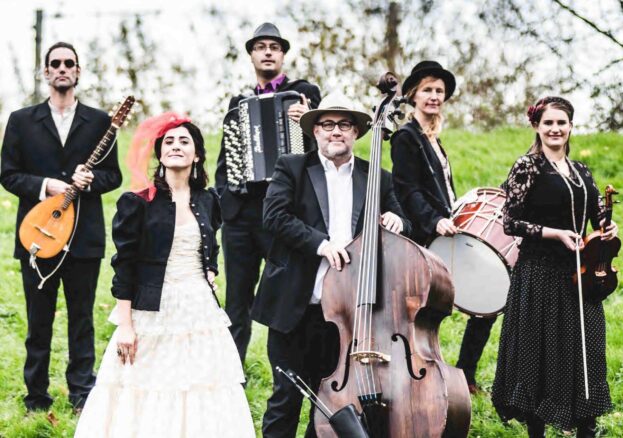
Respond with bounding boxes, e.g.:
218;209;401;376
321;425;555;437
223;91;305;193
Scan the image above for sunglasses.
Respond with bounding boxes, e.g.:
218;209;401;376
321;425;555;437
49;59;77;69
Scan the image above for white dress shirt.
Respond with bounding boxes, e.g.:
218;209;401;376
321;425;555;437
39;99;78;200
310;152;354;304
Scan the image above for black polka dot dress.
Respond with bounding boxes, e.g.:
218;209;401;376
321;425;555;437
491;153;612;431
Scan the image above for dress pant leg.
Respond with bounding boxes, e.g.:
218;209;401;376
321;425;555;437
20;259;61;411
456;315;497;385
222;218;264;364
263;326;307;438
62;257;99;409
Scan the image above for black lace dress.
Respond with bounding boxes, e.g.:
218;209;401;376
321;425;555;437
491;153;612;430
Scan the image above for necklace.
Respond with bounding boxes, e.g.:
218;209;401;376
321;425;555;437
548;156;587;235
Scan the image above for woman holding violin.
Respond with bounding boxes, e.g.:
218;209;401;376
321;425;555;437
492;96;618;437
390;61;496;394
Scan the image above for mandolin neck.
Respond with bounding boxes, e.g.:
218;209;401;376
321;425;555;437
61;125;119;209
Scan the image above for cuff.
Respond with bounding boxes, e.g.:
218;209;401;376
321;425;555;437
317;239;329;256
39;178;49;201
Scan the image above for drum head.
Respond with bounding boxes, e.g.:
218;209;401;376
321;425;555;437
428;234;509;317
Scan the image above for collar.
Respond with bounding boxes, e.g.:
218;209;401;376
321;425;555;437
48;98;78;117
318;151;354;174
256;73;286;94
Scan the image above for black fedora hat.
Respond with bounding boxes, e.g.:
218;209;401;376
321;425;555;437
245;23;290;54
401;61;456;101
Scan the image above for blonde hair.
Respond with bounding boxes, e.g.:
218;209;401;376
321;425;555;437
406;76;444;139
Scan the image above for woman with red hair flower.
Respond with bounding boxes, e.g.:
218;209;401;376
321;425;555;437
492;97;617;437
75;113;254;437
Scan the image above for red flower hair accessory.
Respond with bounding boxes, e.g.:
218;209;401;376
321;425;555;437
527;104;544;124
126;112;192;191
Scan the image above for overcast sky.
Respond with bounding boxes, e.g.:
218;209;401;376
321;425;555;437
0;0;617;129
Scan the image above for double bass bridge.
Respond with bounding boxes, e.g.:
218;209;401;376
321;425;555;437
351;350;391;364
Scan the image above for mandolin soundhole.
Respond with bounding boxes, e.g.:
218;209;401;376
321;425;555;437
52;210;61;219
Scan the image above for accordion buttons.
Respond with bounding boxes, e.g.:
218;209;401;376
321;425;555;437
195;212;200;216
200;223;205;226
191;203;195;207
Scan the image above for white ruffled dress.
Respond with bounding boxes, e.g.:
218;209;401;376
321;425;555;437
75;221;255;437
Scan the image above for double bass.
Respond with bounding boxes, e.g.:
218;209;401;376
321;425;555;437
315;74;471;437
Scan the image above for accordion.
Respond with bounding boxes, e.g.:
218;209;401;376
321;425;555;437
223;91;306;192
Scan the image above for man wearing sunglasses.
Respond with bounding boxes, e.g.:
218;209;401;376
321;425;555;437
0;41;122;414
252;93;410;437
215;23;322;366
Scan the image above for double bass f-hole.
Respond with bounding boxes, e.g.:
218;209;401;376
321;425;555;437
391;333;426;380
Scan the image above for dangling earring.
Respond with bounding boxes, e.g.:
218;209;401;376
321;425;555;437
192;162;198;179
158;163;164;178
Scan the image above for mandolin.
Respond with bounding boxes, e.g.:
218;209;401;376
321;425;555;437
579;184;620;301
19;96;135;259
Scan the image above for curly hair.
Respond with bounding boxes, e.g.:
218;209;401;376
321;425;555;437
527;96;575;155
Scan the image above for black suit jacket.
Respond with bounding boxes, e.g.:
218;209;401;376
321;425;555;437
215;76;321;221
251;151;411;334
390;119;455;244
0;100;122;259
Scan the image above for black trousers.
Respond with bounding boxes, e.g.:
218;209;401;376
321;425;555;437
222;201;272;364
20;256;99;410
456;315;497;385
263;305;340;438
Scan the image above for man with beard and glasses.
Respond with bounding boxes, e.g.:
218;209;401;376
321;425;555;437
0;42;121;414
215;23;322;366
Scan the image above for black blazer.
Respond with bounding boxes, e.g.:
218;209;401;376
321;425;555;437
0;100;122;259
110;186;221;311
390;119;455;244
251;151;411;334
215;76;322;221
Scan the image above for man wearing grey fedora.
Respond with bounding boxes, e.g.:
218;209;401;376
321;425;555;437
252;93;410;437
215;23;322;366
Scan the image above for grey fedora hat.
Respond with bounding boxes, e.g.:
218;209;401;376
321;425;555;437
299;92;372;139
245;23;290;54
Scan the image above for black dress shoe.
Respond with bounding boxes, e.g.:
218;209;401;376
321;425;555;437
527;415;545;438
577;418;597;438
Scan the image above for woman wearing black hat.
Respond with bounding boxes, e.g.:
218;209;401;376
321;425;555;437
390;61;496;395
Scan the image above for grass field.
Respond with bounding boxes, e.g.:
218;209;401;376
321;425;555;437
0;126;621;437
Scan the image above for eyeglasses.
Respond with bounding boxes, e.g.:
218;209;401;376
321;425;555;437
316;120;355;132
49;59;77;69
252;43;283;53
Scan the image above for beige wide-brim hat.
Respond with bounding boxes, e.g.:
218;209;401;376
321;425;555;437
299;92;372;139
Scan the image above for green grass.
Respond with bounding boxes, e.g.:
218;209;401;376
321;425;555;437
0;126;621;437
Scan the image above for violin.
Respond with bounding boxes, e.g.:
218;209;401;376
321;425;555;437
579;185;620;301
314;73;471;437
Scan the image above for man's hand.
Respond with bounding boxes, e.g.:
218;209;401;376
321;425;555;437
287;94;310;123
320;242;350;271
72;164;94;190
45;178;71;196
381;212;403;234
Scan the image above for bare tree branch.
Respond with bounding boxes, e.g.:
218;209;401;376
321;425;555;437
553;0;623;50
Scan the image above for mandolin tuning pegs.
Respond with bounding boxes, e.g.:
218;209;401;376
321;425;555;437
108;111;113;117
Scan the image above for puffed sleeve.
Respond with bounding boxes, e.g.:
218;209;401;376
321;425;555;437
110;192;145;301
503;155;543;238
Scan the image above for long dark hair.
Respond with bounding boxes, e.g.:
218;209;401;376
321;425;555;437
527;96;575;155
153;122;208;191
